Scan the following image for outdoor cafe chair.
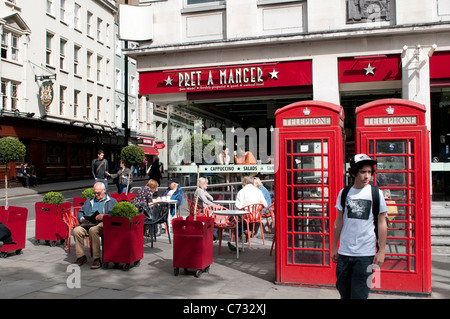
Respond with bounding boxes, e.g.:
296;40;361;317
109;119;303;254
241;203;265;247
203;204;236;254
142;202;171;248
62;208;77;254
188;199;203;217
262;202;275;233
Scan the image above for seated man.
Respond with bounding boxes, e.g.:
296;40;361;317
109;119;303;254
73;182;118;269
229;176;268;250
161;178;184;217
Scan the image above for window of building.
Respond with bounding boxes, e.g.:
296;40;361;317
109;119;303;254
115;32;121;56
86;93;92;120
96;96;102;121
59;85;66;115
10;82;18;110
105;23;110;47
97;18;103;42
115;68;121;90
1;32;19;61
74;45;80;75
87;11;93;37
1;33;7;59
97;55;103;82
60;0;66;23
0;80;19;111
130;75;136;95
87;51;93;79
106;59;111;86
115;104;122;127
74;3;81;30
46;0;54;15
60;38;67;70
1;81;7;110
46;32;54;66
74;89;80;117
10;34;18;61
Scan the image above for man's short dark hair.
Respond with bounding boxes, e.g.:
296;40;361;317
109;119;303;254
98;150;104;155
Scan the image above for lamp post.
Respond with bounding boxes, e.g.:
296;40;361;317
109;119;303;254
123;0;129;146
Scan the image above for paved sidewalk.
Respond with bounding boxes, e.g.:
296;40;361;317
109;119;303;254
0;180;449;300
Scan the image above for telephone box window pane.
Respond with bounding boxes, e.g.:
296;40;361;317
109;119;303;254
376;140;407;154
292;140;327;154
409;173;415;186
293;170;320;184
408;156;414;170
293;155;325;169
293;250;323;265
287;155;291;169
294;186;318;201
409;139;414;153
287;170;291;185
287;202;293;217
376;156;406;170
376;172;407;186
287;140;291;154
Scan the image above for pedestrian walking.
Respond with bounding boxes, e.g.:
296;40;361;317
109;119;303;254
331;154;388;299
91;150;109;193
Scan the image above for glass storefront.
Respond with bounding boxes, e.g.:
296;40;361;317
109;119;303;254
431;89;450;200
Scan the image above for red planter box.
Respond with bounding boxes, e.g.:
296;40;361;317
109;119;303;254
102;214;144;271
35;202;71;246
0;206;28;256
172;216;214;277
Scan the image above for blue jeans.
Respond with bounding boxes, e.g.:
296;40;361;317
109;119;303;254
336;254;374;299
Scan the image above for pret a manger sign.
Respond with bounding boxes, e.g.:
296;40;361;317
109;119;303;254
139;60;312;95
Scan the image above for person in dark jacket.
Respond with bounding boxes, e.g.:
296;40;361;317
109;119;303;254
148;157;162;186
91;150;109;193
72;182;117;269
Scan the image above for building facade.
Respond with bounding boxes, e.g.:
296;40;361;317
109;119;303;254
0;0;146;183
124;0;450;198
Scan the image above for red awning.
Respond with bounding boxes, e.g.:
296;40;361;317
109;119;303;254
140;146;159;155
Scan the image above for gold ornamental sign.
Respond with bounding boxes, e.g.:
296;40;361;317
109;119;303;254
39;81;54;107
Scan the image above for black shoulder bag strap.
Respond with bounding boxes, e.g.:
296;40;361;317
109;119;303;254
371;184;380;251
340;185;352;212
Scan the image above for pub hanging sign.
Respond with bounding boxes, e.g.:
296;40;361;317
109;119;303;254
39;81;54;107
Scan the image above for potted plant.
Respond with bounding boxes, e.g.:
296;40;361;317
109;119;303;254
0;137;28;257
35;191;71;246
118;145;145;195
0;137;26;209
102;201;144;271
72;188;93;212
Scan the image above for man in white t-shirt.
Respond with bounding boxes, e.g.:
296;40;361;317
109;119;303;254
332;154;388;299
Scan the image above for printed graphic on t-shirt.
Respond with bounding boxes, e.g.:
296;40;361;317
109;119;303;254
346;198;371;220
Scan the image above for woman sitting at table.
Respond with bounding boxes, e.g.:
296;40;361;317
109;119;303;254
133;179;160;212
194;177;215;213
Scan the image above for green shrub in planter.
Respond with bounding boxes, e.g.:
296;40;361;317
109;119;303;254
42;192;65;207
120;145;145;167
81;188;94;199
111;201;139;222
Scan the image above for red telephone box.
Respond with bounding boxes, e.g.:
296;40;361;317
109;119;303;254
355;98;431;295
274;100;345;286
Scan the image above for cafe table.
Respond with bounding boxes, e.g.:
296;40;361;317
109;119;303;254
213;199;236;210
212;209;247;258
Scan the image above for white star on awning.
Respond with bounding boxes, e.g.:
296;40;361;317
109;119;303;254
363;63;376;76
